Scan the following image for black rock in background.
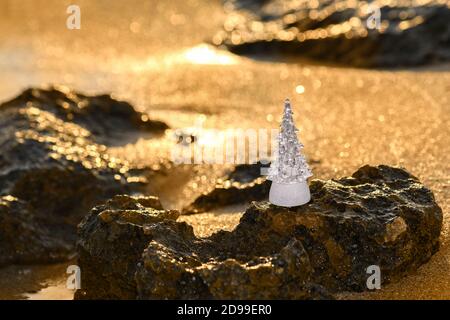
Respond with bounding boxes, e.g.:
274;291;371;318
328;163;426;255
214;0;450;67
76;165;442;299
0;87;168;266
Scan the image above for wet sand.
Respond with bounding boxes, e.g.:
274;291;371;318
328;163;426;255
0;262;74;300
0;0;448;299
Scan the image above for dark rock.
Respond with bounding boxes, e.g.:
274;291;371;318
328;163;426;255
75;195;179;299
215;0;450;67
0;96;145;221
0;196;73;267
0;87;161;266
1;86;168;144
76;165;442;299
183;163;270;214
76;194;330;299
230;165;442;291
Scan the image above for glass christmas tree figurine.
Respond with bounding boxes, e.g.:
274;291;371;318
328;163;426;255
268;98;312;207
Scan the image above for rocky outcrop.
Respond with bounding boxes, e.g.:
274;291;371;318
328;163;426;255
1;86;168;144
214;0;450;67
0;87;167;266
75;165;442;299
76;194;330;299
183;163;270;214
230;165;443;291
0;88;150;220
76;195;179;299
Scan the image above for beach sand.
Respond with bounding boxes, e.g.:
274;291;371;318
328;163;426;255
0;0;448;299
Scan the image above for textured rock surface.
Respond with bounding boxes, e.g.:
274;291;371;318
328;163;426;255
76;195;179;299
76;194;329;299
214;0;450;67
0;87;166;266
76;165;442;299
0;88;149;220
183;163;270;214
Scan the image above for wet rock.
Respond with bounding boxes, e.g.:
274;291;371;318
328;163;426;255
215;0;450;67
0;96;146;221
1;86;168;144
76;194;330;299
0;87;161;266
183;163;270;214
136;236;331;299
76;165;442;299
75;195;180;299
231;165;442;291
0;196;73;267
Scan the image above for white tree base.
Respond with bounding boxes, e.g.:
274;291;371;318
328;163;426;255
269;181;311;207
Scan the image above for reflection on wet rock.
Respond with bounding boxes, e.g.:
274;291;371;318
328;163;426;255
215;0;450;67
2;86;168;145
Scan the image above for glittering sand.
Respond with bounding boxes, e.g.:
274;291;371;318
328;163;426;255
0;0;448;299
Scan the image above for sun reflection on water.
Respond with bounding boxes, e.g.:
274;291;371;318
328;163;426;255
112;44;239;73
181;44;238;65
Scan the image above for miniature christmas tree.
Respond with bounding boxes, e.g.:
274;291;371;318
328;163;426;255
268;99;312;207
